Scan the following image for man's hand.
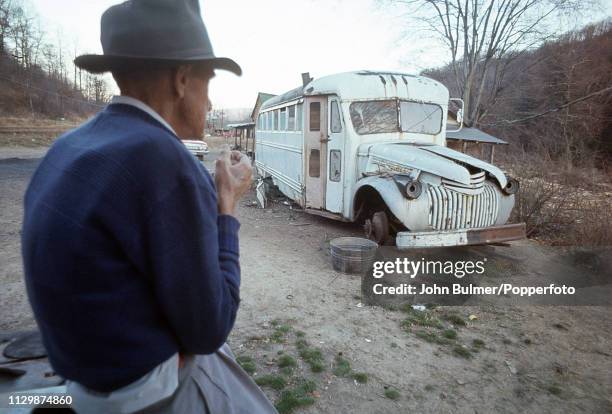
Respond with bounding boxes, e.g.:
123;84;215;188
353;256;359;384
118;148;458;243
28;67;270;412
215;149;252;216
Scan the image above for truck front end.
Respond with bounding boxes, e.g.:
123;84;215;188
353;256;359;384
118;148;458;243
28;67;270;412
353;142;524;248
341;74;525;247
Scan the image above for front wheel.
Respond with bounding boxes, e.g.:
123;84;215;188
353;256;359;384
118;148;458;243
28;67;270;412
364;210;389;245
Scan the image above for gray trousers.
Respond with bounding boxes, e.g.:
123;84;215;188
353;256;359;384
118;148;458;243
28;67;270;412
138;344;277;414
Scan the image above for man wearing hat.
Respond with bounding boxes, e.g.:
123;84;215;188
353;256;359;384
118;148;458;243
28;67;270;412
21;0;276;412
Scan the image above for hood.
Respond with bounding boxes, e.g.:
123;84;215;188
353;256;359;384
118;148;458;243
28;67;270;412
361;143;507;188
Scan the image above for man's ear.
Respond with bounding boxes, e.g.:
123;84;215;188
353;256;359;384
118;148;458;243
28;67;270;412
172;65;191;99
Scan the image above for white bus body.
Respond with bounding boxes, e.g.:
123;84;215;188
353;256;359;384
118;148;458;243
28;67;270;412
255;71;524;248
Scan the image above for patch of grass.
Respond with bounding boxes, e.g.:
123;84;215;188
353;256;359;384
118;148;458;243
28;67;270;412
295;331;306;338
415;331;452;345
424;384;435;392
280;366;294;376
256;374;287;390
310;360;325;373
295;339;309;351
271;331;285;343
271;319;281;327
333;355;352;377
384;387;400;400
472;339;485;349
353;372;368;384
400;309;444;330
453;345;472;359
278;355;297;368
298;347;322;361
275;379;317;414
400;303;414;313
547;384;562;396
299;346;325;373
236;356;256;374
383;303;398;311
442;329;457;340
443;314;466;326
271;325;291;343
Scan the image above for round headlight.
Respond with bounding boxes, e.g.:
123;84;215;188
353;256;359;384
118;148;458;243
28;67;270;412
404;180;422;199
503;177;519;195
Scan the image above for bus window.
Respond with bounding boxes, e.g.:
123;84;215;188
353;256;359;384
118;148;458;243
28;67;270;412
280;107;287;131
296;104;303;131
330;101;342;133
329;150;341;181
349;100;397;134
309;102;320;131
400;101;442;135
288;105;296;130
274;109;280;130
309;149;320;177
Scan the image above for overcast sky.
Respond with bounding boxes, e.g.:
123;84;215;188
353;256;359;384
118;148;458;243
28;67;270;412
28;0;612;110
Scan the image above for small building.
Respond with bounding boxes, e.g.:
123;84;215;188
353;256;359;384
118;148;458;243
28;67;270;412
230;92;276;158
251;92;276;122
445;114;507;163
228;121;256;156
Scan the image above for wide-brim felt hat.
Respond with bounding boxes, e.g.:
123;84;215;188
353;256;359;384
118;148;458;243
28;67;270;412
74;0;241;75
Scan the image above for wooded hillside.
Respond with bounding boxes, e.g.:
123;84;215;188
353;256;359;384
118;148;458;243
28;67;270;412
425;20;612;169
0;0;109;119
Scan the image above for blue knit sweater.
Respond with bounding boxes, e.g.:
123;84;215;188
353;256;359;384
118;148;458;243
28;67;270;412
21;103;241;392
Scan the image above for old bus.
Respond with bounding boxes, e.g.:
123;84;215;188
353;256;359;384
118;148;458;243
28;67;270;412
254;71;524;247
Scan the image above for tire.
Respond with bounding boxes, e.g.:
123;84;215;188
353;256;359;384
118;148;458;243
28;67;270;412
364;210;390;245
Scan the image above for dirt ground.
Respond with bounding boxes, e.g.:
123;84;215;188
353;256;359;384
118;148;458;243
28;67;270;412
0;137;610;413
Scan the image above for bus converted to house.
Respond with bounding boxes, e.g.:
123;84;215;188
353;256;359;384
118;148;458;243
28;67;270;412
254;70;525;248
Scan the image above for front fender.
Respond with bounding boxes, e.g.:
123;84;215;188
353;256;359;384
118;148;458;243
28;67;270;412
352;176;430;231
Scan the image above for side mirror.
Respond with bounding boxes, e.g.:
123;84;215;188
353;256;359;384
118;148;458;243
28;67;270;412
447;98;464;133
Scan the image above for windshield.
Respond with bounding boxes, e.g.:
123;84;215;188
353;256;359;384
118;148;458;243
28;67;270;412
349;100;443;135
349;100;397;134
400;101;442;134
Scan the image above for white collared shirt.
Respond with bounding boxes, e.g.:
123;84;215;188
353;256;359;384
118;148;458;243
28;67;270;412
110;95;177;136
66;354;179;414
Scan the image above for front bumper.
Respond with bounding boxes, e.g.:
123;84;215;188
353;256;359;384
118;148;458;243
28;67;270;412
396;223;526;249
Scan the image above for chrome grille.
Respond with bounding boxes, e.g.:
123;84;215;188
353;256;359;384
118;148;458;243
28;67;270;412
427;183;499;230
442;171;486;194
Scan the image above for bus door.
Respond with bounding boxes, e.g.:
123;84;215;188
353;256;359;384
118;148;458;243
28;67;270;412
304;97;327;209
326;97;344;213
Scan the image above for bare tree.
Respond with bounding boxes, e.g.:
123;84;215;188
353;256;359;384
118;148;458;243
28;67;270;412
0;0;13;55
386;0;595;127
10;4;34;67
83;72;110;104
41;42;57;76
